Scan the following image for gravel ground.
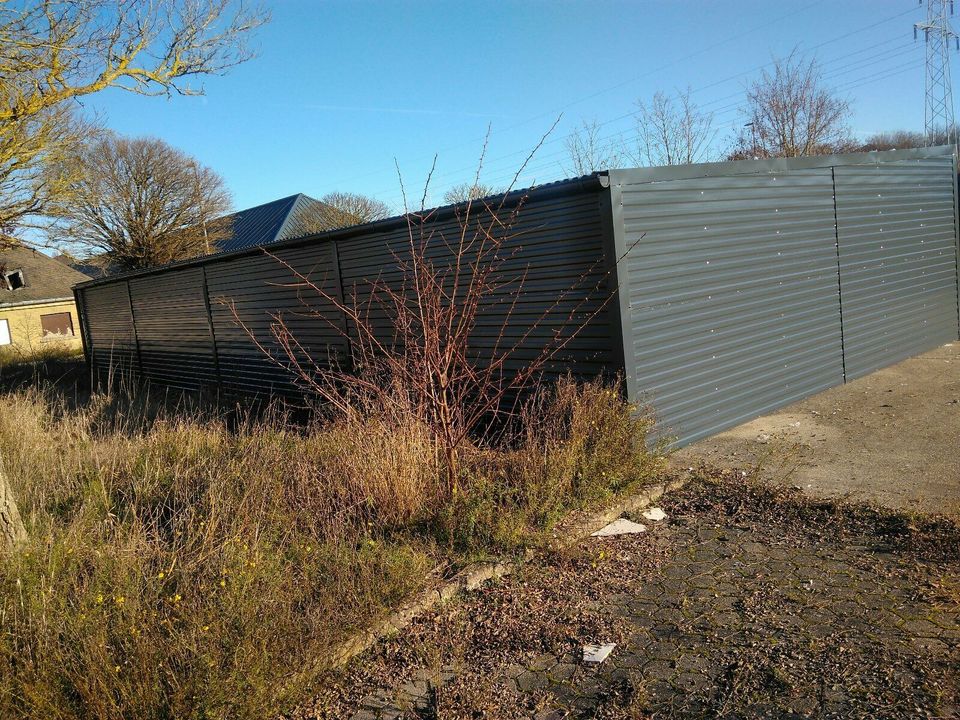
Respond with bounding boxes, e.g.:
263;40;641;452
673;342;960;514
297;470;960;719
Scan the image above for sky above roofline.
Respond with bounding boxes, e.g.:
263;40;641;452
84;1;931;217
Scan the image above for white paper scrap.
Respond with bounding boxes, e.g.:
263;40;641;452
582;643;616;665
590;519;647;537
641;507;667;522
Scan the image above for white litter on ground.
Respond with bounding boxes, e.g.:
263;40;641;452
582;643;616;665
641;507;667;522
590;519;647;537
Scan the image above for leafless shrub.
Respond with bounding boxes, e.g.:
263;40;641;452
234;129;628;497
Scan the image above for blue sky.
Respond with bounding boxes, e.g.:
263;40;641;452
87;0;929;215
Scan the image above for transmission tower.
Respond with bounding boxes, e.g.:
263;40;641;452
915;0;959;145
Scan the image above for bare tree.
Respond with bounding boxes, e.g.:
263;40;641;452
729;52;852;159
285;192;392;234
442;182;505;205
563;120;623;176
319;192;392;225
0;105;100;246
630;88;716;166
50;134;232;269
0;0;267;242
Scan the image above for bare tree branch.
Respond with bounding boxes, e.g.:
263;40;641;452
630;87;717;166
0;0;267;243
729;51;853;159
562;119;623;176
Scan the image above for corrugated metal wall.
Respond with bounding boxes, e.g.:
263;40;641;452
75;182;616;398
128;268;216;392
612;169;846;445
336;191;615;379
75;148;960;446
80;282;139;378
834;156;960;379
205;243;349;396
610;147;960;446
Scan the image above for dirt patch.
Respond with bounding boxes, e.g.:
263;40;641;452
672;342;960;514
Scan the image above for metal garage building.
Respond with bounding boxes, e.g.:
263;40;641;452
74;146;960;446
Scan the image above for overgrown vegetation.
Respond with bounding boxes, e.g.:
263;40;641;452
0;375;662;720
0;342;83;369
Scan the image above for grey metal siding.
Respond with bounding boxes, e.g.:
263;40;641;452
80;282;139;377
128;268;217;391
616;170;846;445
834;157;960;379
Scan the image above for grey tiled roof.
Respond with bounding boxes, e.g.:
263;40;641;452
0;247;89;306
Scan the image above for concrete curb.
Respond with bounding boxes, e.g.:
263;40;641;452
326;474;689;671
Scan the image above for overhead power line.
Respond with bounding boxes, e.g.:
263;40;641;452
371;37;923;206
367;5;925;209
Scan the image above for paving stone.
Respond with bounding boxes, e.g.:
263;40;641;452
323;480;960;719
548;662;577;682
516;669;549;693
527;652;558;672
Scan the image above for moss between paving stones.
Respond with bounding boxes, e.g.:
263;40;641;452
296;467;960;719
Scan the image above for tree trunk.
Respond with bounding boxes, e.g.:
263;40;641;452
0;466;26;551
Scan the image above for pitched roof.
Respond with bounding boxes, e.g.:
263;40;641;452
216;193;329;253
53;254;108;279
0;246;89;307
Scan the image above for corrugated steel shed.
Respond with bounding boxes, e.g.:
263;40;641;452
605;145;960;445
75;174;615;399
74;147;960;447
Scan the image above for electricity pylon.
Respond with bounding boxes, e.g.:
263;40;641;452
915;0;958;145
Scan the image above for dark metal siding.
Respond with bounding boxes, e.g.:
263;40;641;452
80;282;138;377
337;192;615;380
128;268;217;391
205;243;349;396
77;185;614;396
615;170;845;445
835;157;960;379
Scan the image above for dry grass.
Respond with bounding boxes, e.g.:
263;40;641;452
0;376;663;720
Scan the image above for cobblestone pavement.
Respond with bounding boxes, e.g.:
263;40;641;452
302;472;960;719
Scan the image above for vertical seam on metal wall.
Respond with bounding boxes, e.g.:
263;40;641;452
200;266;223;391
830;167;848;382
605;180;637;401
951;151;960;335
597;184;627;386
125;280;143;374
329;239;354;372
73;287;93;379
